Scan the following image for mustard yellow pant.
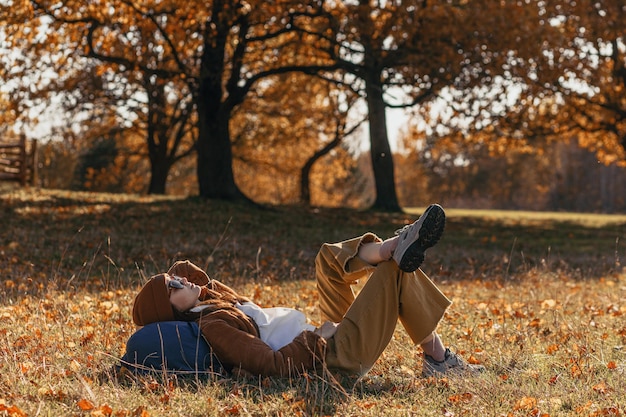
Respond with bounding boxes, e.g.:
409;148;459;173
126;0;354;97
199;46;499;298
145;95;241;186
316;233;452;375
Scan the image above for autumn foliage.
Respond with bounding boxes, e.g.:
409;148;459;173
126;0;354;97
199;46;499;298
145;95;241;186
1;1;624;212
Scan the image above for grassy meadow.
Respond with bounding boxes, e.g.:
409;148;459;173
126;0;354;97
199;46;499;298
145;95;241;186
1;187;626;416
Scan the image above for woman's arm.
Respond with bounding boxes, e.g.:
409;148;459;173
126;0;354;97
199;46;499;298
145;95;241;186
198;311;327;377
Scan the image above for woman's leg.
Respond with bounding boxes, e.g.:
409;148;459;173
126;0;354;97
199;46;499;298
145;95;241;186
320;259;451;375
356;238;398;265
316;205;483;376
315;233;380;323
397;268;451;344
419;332;446;362
357;243;449;360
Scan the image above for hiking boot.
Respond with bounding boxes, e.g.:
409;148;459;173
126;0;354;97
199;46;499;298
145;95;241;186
392;204;445;272
422;348;485;377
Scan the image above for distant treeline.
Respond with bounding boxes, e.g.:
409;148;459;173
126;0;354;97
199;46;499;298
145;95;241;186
30;137;626;214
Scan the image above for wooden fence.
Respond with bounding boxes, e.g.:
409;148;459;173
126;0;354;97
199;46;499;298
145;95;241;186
0;135;37;186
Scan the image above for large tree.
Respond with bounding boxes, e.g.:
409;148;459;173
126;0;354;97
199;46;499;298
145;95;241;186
7;0;594;209
1;0;336;198
1;0;197;194
315;0;555;211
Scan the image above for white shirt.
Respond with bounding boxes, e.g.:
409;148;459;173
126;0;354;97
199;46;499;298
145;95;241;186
235;302;315;351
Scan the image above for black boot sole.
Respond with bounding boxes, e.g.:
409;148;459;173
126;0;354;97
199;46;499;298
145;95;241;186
398;204;446;272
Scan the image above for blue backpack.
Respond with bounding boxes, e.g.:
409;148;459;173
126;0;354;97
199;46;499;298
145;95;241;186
120;321;223;377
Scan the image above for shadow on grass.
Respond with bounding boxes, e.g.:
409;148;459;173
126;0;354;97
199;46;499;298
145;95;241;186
2;189;626;299
98;363;428;416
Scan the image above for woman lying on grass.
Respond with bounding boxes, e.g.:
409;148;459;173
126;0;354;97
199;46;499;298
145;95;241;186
132;204;483;378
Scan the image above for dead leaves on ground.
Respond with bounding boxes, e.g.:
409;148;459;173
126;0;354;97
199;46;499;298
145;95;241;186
436;272;626;417
76;399;150;417
2;189;625;415
1;269;626;415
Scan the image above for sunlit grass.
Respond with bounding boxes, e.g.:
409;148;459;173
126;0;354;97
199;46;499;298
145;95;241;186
1;188;626;416
3;271;625;416
446;208;626;227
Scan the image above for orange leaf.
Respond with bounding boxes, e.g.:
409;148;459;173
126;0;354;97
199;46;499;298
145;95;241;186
448;393;473;403
93;404;113;417
78;399;95;411
570;364;582;378
467;355;481;365
588;407;620;416
514;396;537;411
546;344;559;355
0;400;28;417
355;401;376;409
223;405;240;415
575;400;592;413
592;382;609;395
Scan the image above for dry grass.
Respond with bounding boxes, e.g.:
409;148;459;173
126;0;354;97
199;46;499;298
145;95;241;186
1;188;626;416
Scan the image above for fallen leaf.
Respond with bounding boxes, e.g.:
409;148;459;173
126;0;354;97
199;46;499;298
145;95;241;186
77;398;95;411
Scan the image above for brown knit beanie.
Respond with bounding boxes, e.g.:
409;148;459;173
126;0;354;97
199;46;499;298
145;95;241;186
167;260;210;286
132;274;176;326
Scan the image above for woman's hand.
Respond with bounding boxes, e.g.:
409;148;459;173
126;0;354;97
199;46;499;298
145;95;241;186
314;321;339;339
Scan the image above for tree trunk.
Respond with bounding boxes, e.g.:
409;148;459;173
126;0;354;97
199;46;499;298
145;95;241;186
145;78;169;195
365;79;401;212
300;135;342;205
196;107;243;199
147;160;169;194
195;21;246;201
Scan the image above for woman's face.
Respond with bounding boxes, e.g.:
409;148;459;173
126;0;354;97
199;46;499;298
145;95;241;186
167;275;201;312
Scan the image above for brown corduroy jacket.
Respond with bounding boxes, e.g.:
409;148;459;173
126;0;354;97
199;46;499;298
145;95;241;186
195;302;327;376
